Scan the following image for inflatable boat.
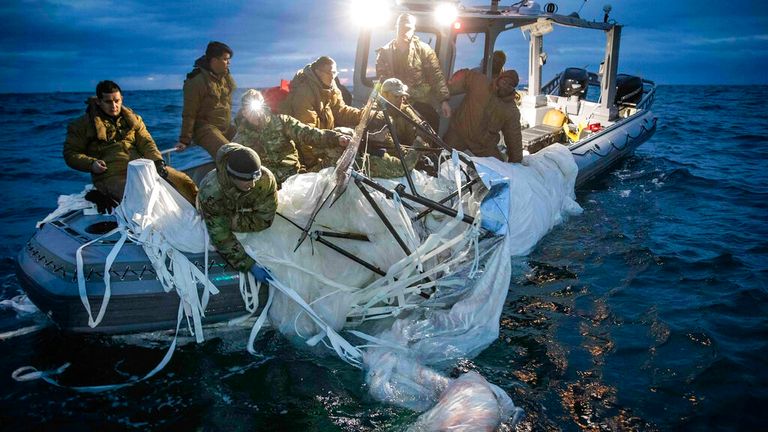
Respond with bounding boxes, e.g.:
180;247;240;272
16;0;656;335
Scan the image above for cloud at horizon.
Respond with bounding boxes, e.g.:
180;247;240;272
1;0;767;93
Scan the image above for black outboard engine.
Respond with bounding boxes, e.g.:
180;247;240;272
559;67;589;98
615;74;643;105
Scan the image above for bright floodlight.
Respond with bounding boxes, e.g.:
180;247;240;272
351;0;391;27
434;3;458;26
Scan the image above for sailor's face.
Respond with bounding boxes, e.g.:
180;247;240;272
98;91;122;117
232;177;257;192
210;53;231;75
396;18;416;42
316;62;338;87
383;92;405;109
496;77;516;98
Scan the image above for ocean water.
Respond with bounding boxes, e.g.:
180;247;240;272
0;86;766;430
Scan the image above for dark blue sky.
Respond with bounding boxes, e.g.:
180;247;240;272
1;0;766;93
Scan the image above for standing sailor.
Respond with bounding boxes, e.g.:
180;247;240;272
375;13;451;132
63;80;198;209
175;41;237;157
198;144;277;281
443;69;523;163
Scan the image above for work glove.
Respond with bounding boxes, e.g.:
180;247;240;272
84;189;119;214
250;264;272;284
154;159;169;179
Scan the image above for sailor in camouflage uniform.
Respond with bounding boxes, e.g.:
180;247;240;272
364;78;427;178
198;143;277;276
234;89;350;186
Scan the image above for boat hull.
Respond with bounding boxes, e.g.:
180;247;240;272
571;110;657;186
16;212;263;334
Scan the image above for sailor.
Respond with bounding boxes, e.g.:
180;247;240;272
198;144;277;281
234;89;350;186
443;69;523;163
471;50;507;79
364;78;427;177
280;56;362;132
175;41;237;157
375;13;451;132
63;80;198;210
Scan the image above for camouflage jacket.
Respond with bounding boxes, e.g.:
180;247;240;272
280;64;362;130
63;100;162;187
233;112;341;186
179;57;237;144
198;144;278;272
375;36;450;106
444;68;522;162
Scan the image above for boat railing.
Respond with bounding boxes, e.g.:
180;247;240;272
160;148;177;166
635;79;656;111
541;73;562;95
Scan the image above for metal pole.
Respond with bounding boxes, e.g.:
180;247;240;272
355;179;412;256
312;233;386;276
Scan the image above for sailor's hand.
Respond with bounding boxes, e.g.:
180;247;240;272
441;100;452;118
338;135;351;147
250;264;272;283
175;141;188;152
154;159;169;179
90;159;108;174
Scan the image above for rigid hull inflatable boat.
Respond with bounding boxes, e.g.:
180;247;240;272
17;0;656;335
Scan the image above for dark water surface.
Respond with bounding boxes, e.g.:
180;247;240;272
1;87;766;430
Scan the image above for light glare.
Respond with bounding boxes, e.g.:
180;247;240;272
351;0;391;27
249;99;264;113
434;3;458;26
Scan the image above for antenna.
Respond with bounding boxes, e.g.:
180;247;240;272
577;0;588;15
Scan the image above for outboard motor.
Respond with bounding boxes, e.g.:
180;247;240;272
615;74;643;105
559;67;589;98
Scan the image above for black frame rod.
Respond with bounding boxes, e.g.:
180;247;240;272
355;179;413;256
351;172;416;211
315;230;370;242
311;233;386;276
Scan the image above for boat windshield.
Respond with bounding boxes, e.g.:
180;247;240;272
453;31;487;73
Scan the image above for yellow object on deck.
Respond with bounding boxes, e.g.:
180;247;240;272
542;109;568;127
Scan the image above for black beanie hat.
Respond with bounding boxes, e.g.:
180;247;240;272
227;148;262;180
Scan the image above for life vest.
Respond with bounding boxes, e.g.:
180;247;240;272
263;79;291;113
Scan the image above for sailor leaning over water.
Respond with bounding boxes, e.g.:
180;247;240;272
197;144;277;282
63;80;198;209
175;41;237;158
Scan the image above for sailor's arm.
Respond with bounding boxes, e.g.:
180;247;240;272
200;201;256;272
63;120;98;172
133;115;163;161
374;47;393;81
502;108;524;163
422;43;451;103
177;78;204;150
331;91;363;128
279;114;344;149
